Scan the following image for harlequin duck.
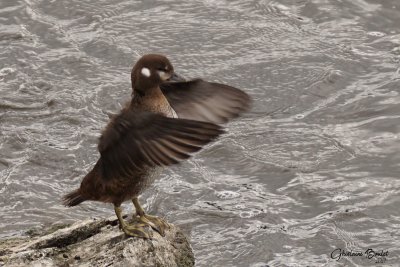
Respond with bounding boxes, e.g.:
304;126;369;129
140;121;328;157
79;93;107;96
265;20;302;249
63;54;251;239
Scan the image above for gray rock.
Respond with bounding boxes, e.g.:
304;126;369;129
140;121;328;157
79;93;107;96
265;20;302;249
0;217;194;267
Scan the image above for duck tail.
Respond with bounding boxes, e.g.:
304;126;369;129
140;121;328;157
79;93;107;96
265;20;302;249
63;189;86;207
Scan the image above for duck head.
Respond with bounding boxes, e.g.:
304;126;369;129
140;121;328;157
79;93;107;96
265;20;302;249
131;54;177;95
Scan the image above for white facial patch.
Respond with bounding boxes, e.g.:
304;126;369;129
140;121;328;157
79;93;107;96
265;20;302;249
141;67;151;77
157;70;169;81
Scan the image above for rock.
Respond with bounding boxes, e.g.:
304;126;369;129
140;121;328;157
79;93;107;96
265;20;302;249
0;216;194;267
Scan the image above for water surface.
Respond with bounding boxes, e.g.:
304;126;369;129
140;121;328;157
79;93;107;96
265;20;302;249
1;0;400;266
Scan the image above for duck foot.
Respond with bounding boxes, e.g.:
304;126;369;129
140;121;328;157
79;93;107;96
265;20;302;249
132;198;170;236
139;214;169;237
114;205;153;239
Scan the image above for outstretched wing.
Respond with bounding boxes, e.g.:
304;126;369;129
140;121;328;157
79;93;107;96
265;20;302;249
98;109;224;180
160;79;251;124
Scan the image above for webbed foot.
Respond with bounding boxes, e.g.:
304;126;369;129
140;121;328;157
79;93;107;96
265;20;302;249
139;214;169;236
114;205;153;239
122;221;153;239
132;198;170;236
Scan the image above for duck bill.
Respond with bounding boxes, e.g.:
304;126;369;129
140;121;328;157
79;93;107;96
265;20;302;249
167;72;186;82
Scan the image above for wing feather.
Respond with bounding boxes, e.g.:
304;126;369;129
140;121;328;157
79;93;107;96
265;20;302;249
98;109;224;180
160;79;251;124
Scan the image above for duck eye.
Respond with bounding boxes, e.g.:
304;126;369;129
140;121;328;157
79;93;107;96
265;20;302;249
157;67;167;71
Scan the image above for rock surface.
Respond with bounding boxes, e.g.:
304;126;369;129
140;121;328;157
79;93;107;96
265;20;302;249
0;216;194;267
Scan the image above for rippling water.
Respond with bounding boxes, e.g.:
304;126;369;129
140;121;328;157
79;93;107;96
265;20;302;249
1;0;400;266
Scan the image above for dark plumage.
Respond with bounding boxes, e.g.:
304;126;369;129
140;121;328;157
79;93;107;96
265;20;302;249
63;54;251;238
161;79;250;124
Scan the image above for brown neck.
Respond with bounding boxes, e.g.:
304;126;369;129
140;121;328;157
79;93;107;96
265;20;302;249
130;86;169;114
132;86;162;98
131;72;161;96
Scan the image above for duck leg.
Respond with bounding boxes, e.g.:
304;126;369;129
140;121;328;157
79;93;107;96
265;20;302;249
114;205;152;239
132;197;169;236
